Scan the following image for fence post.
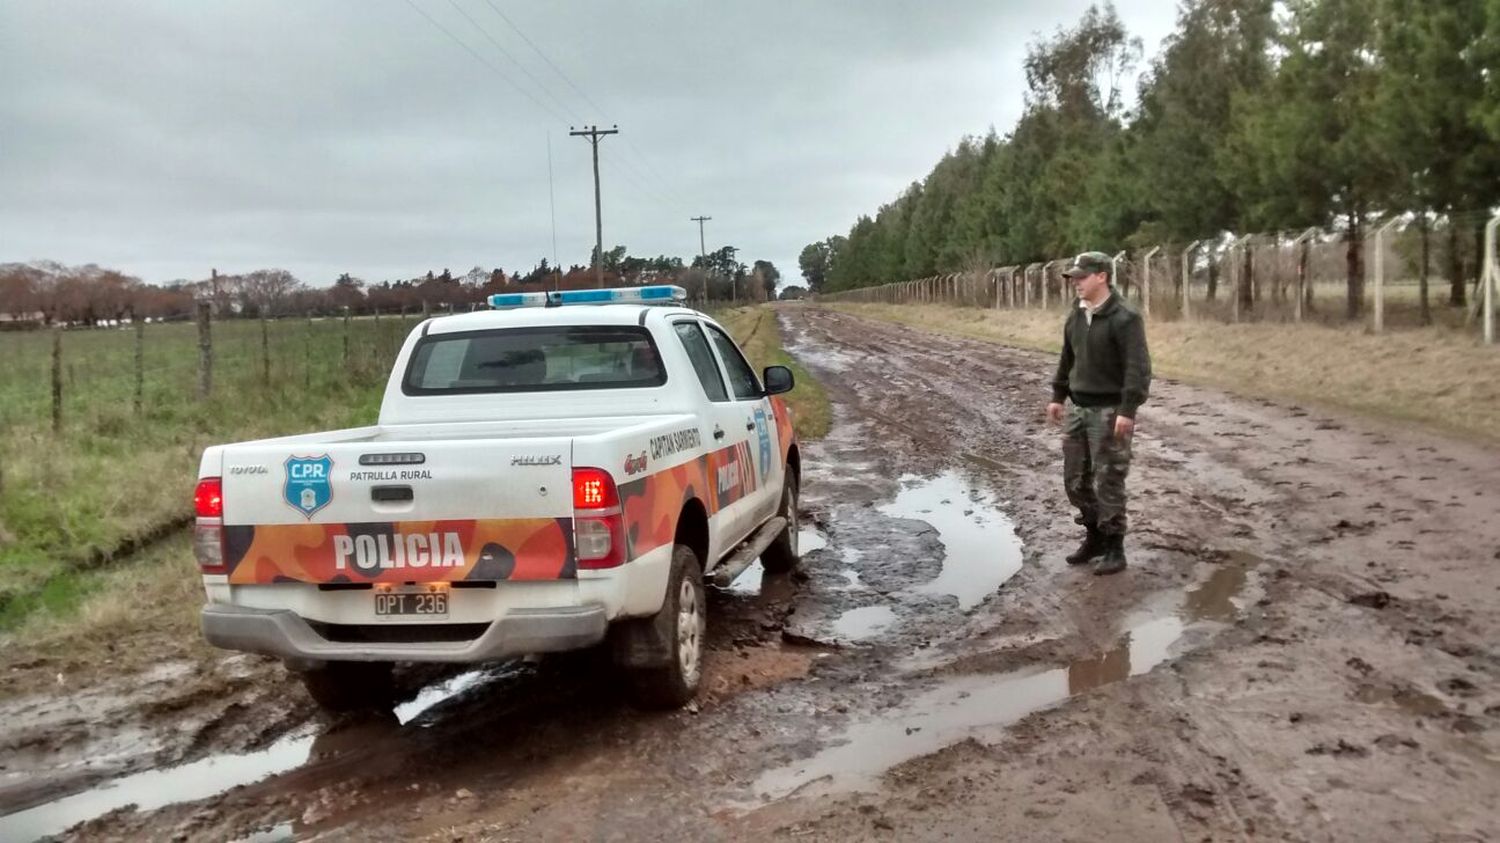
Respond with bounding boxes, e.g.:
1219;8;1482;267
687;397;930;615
260;315;271;386
1042;261;1054;310
1483;212;1499;345
196;301;212;399
1374;217;1402;334
1230;235;1250;323
51;328;62;433
1182;240;1200;321
134;316;144;415
342;307;351;366
1293;228;1317;323
305;313;313;390
1142;246;1161;319
1111;251;1128;298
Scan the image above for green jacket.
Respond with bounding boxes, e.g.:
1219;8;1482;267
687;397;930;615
1049;293;1152;418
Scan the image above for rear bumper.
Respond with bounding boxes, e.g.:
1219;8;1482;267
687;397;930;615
201;603;608;664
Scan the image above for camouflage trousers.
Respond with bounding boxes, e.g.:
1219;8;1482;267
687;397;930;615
1062;404;1133;537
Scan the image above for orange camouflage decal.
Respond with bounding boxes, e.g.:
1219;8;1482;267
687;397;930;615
223;518;575;584
710;440;758;511
619;455;709;561
771;396;795;464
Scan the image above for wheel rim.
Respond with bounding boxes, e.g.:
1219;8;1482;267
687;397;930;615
677;577;703;686
784;483;799;556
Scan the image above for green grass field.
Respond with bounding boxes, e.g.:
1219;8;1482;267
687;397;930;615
0;316;412;629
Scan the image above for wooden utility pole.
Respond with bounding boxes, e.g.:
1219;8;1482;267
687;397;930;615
691;215;711;260
691;215;711;304
570;125;619;288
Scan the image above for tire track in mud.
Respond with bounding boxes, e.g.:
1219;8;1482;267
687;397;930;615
6;304;1498;842
768;306;1500;842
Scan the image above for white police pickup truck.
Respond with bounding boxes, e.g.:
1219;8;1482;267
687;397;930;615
193;286;801;711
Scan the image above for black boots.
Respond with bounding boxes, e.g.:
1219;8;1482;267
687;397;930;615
1093;533;1127;576
1066;527;1105;566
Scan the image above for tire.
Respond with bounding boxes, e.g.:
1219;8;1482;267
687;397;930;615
625;544;706;709
759;473;801;575
296;661;395;713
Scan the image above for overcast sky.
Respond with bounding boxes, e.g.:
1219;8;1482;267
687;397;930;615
0;1;1177;288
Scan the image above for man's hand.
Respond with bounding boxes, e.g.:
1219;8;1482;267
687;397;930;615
1046;402;1065;425
1113;414;1135;439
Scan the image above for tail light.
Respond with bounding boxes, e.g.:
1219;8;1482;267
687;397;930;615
194;477;227;574
194;477;223;518
572;467;625;569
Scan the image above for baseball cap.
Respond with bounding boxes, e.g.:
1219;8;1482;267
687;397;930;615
1062;251;1111;279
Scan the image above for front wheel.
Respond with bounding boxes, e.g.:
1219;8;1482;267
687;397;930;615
760;473;801;574
625;544;706;709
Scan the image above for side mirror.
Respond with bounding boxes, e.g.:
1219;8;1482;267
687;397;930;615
763;365;794;396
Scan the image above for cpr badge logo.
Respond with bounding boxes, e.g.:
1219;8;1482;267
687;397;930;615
283;455;334;519
753;407;771;479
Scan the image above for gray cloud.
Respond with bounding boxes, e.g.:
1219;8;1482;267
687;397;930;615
0;0;1177;287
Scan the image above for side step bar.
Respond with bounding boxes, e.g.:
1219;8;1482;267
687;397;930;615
708;516;788;588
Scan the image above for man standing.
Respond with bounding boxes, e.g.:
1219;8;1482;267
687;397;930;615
1045;251;1152;575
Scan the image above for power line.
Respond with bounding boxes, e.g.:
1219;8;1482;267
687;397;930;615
440;0;587;126
471;0;692;208
421;0;685;214
401;0;694;257
400;0;573;127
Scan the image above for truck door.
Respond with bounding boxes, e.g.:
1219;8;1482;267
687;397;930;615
702;322;782;529
670;319;755;548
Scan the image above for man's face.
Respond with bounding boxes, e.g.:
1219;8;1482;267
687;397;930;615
1073;270;1108;300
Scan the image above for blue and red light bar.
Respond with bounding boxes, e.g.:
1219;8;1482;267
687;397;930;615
487;285;687;310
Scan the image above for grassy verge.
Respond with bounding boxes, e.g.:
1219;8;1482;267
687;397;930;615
715;306;832;440
830;302;1500;444
0;317;404;630
0;532;213;699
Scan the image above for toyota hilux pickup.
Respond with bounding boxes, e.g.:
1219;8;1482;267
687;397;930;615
193;286;801;711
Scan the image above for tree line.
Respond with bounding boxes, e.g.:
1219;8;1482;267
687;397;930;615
0;247;784;327
801;0;1500;320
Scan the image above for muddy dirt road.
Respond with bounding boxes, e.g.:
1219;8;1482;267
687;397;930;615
3;304;1498;842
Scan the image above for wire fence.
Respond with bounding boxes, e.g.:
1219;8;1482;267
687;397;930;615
0;307;424;440
820;211;1500;341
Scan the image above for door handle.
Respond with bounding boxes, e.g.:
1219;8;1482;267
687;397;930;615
713;425;726;440
372;485;413;502
745;421;756;431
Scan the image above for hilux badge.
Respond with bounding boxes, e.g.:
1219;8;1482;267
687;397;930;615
284;454;334;518
511;455;563;466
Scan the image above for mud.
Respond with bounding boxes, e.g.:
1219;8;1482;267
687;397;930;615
3;304;1499;842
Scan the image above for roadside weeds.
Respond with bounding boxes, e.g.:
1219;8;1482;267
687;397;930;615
717;306;832;440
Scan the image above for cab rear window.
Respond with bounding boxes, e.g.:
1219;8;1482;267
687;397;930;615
403;326;666;395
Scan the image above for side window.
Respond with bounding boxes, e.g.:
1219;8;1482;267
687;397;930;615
705;325;762;401
673;322;729;402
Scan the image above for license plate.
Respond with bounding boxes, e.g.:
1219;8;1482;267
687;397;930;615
374;588;449;617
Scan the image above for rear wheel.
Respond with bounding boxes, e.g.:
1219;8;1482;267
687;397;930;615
295;661;394;713
760;473;801;574
625;544;705;709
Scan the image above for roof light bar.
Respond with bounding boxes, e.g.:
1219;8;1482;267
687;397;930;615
487;285;687;310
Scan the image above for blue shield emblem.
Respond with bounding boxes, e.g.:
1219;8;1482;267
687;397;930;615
283;455;334;518
754;408;772;478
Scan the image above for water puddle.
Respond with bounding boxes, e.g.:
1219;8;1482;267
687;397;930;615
0;730;318;842
786;345;861;372
831;606;898;641
880;472;1023;611
0;667;499;841
727;526;829;596
747;558;1258;803
395;668;489;725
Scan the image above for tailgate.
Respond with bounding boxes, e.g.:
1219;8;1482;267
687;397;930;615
217;438;574;585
